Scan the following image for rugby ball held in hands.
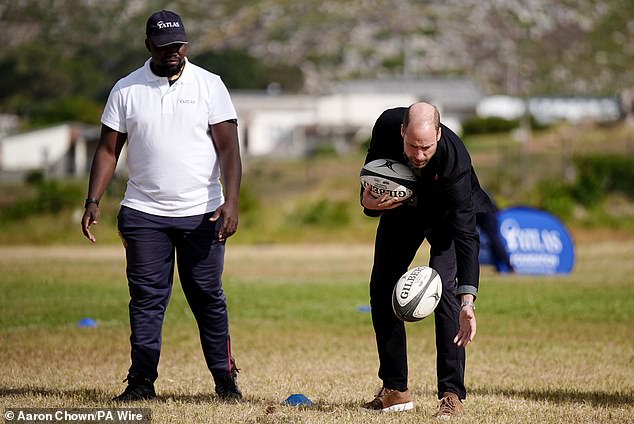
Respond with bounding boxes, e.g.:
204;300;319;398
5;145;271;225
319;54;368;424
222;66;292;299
360;159;416;201
392;266;442;322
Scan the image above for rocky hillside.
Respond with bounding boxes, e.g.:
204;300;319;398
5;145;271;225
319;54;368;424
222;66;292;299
1;0;632;96
186;0;633;95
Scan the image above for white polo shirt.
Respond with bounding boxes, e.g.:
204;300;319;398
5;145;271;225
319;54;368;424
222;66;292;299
101;57;237;217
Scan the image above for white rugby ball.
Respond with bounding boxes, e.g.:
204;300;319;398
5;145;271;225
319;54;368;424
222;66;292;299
392;266;442;322
360;159;416;201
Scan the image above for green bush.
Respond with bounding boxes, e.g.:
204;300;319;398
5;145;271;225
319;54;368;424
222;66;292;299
533;154;634;222
0;180;82;223
307;143;339;158
24;170;45;186
238;182;260;215
536;179;575;219
287;198;351;228
571;155;634;206
462;116;520;135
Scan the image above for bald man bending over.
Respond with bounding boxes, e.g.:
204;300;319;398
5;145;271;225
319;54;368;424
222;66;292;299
360;102;495;417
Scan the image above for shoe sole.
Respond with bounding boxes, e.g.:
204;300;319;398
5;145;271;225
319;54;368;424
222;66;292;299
382;402;414;413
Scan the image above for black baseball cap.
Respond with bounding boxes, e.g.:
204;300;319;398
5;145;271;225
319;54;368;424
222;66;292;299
146;10;188;47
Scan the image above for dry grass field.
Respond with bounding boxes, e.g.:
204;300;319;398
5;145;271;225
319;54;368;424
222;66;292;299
1;235;633;423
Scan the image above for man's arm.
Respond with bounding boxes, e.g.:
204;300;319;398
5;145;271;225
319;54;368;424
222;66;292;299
209;121;242;241
361;108;407;216
81;124;127;243
443;170;480;297
443;172;479;347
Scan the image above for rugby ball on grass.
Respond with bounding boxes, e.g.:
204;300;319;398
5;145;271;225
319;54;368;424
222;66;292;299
392;266;442;322
360;159;416;201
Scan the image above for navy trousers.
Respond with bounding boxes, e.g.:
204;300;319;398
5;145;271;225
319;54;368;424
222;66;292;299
369;206;466;399
117;206;235;383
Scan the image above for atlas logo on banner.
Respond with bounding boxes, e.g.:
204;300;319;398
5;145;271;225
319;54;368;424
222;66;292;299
498;207;575;274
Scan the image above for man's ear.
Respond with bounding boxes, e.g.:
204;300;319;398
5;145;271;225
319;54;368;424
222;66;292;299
401;124;405;138
145;38;151;52
437;127;442;141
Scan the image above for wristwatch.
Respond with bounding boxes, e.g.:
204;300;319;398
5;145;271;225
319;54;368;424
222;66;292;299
84;197;100;208
460;300;475;311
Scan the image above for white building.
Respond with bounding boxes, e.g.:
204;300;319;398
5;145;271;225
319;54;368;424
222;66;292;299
233;77;483;158
477;95;622;124
0;123;103;180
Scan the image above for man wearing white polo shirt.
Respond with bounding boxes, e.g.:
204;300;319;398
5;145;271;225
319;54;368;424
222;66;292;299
81;10;243;402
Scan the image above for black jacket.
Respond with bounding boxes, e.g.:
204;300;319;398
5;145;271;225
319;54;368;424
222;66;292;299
362;107;495;295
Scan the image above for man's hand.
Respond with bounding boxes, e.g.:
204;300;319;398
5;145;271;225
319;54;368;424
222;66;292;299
453;295;476;347
210;199;239;242
81;204;100;243
361;184;406;211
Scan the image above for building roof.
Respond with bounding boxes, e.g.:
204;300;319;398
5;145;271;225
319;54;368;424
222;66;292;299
335;77;483;110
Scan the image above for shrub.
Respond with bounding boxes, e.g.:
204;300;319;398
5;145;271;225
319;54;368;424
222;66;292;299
307;143;339;158
571;155;634;206
287;198;350;228
462;116;519;135
532;154;634;223
536;179;575;219
0;180;82;223
238;182;260;214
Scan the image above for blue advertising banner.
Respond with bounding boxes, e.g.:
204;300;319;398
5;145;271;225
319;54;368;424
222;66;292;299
495;207;575;274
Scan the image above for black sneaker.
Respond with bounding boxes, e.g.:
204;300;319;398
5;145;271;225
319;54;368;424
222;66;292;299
214;367;242;401
112;375;156;402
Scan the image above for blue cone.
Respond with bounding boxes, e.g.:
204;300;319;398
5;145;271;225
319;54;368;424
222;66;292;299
282;394;313;406
77;317;97;328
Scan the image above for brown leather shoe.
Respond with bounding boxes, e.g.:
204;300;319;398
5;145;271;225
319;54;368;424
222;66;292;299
362;387;414;412
433;392;464;417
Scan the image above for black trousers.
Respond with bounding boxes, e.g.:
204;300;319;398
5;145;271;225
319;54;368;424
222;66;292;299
369;206;466;399
117;206;235;383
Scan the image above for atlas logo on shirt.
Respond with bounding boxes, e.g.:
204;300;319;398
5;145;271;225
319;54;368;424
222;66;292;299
157;20;181;29
179;99;196;104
